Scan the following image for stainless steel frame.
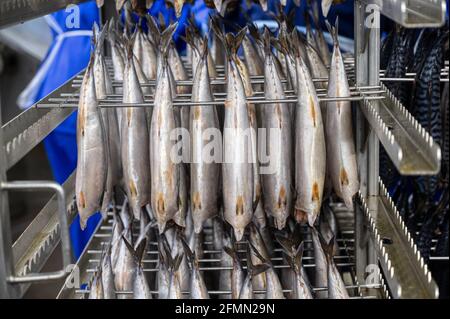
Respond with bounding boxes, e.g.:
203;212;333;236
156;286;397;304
0;0;448;299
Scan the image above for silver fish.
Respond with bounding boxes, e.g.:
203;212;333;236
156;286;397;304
76;56;107;229
113;231;135;299
190;38;220;234
277;237;314;299
132;24;157;81
261;29;293;230
157;239;170;299
249;241;284;299
181;236;209;299
223;246;244;299
220;29;255;241
150;25;181;233
111;201;128;269
325;20;359;210
249;223;270;298
93;24;121;218
320;235;349;299
219;233;233;299
311;227;328;298
292;48;326;227
101;246;117;299
238;247;269;299
121;47;151;220
88;267;104;299
126;238;153;299
167;253;184;299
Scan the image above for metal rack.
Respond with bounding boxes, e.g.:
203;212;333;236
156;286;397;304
0;0;448;299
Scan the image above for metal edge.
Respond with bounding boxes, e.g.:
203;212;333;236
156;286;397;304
0;0;89;29
11;171;77;298
361;0;446;28
358;180;440;299
1;71;81;170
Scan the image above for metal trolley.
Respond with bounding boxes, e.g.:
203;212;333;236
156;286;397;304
0;0;447;299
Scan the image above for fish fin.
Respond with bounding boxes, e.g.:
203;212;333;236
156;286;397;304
248;23;262;47
146;16;161;46
325;17;339;47
318;232;336;261
135;237;147;262
274;233;295;257
160;22;178;62
246;244;269;277
262;26;272;57
173;253;184;272
248;240;269;264
294;241;305;270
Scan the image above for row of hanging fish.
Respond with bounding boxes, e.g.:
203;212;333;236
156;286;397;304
75;5;358;299
87;197;350;299
75;12;358;243
97;0;343;18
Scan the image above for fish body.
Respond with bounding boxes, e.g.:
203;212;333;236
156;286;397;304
261;31;293;230
293;53;326;226
311;227;328;298
321;237;349;299
190;40;221;233
223;247;245;299
113;231;135;298
88;268;104;299
101;248;117;299
222;32;255;241
121;52;151;220
76;58;107;229
325;21;359;210
93;27;121;218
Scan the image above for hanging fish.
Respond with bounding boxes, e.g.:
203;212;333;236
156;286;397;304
325;19;359;210
76;54;107;229
121;40;150;221
150;24;182;233
190;37;221;233
260;28;293;230
93;24;122;218
212;24;255;241
292;34;326;226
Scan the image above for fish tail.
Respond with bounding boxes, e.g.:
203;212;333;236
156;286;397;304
325;17;340;47
160;22;178;61
262;26;273;57
318;231;336;262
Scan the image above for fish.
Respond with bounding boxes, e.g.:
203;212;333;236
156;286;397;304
325;19;359;210
277;236;314;299
218;233;233;298
320;235;349;299
150;24;181;233
223;246;245;299
180;236;210;299
319;203;340;254
111;202;127;269
248;242;284;299
157;237;171;299
308;5;331;66
113;230;135;298
167;253;184;299
132;21;158;83
216;27;255;241
292;39;326;226
101;245;117;299
75;54;107;230
249;223;270;299
238;246;269;299
311;226;328;298
260;28;293;230
190;37;221;234
121;42;151;220
93;24;122;218
88;266;104;299
122;237;153;299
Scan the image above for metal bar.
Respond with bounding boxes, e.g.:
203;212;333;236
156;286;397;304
1;72;79;170
359;83;441;175
0;0;89;29
0;180;72;284
360;0;447;28
358;180;440;298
